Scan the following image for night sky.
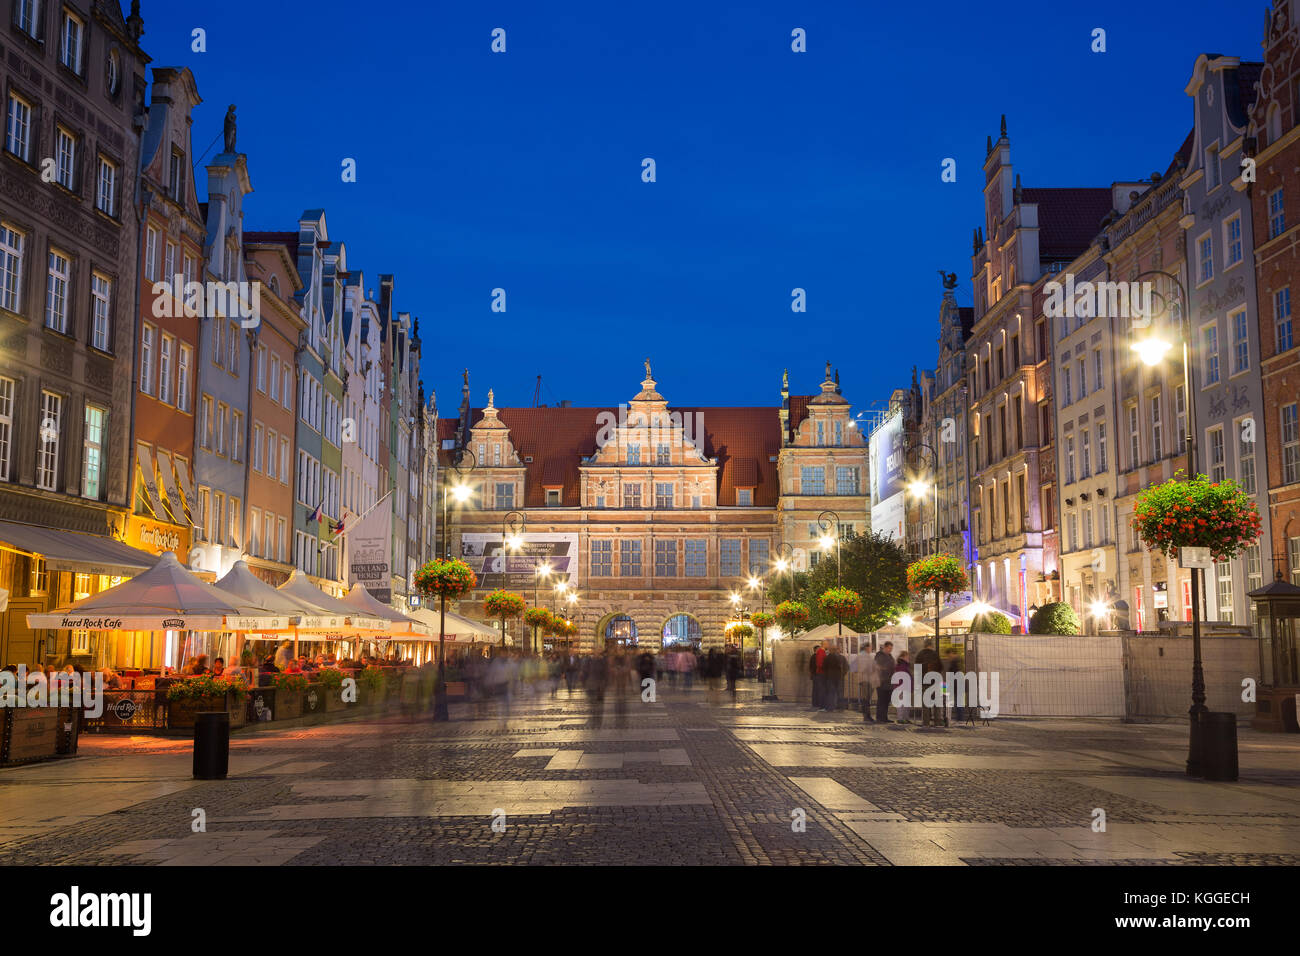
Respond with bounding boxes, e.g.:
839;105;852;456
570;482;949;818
140;0;1257;412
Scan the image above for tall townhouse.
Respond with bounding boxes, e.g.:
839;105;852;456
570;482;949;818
318;239;343;587
0;0;148;668
191;127;253;578
967;118;1114;622
919;278;974;571
389;310;416;607
284;211;329;586
1106;141;1197;631
340;270;383;593
443;365;866;651
1183;54;1272;623
1248;0;1300;589
1028;278;1059;607
132;67;206;572
403;322;423;606
418;389;438;571
376;274;393;544
243;233;305;586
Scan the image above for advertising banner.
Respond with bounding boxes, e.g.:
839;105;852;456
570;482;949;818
870;413;906;507
460;533;578;588
348;496;393;603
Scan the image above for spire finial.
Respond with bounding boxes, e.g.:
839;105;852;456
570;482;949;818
644;357;652;380
1000;114;1007;138
487;387;495;409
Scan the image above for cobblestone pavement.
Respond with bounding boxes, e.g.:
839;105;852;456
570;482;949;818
1;682;1298;865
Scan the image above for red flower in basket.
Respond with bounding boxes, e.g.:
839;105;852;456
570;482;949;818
413;559;477;599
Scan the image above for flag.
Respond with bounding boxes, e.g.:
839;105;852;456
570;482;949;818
332;511;350;537
307;500;323;524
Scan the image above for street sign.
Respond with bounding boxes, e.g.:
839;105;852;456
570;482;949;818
1179;547;1213;569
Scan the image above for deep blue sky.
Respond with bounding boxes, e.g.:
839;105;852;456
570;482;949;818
142;0;1258;413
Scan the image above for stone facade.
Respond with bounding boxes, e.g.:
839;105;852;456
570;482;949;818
441;366;868;651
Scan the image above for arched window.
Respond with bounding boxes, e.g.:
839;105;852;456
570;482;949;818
268;275;279;297
604;614;638;645
1268;103;1283;146
662;613;702;647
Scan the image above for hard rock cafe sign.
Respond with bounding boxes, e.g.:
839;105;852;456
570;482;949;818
138;525;181;552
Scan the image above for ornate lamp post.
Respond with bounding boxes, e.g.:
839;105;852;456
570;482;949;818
816;511;843;637
532;561;553;654
1129;268;1206;776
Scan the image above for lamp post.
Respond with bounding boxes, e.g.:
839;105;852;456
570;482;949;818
816;510;843;637
747;572;767;680
500;510;526;648
1129;268;1205;776
909;439;944;726
434;447;475;722
533;560;552;655
767;543;795;701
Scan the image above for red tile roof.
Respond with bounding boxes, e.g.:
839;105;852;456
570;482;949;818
1021;187;1114;261
440;402;803;508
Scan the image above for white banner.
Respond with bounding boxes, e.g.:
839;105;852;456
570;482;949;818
460;532;578;588
348;496;393;603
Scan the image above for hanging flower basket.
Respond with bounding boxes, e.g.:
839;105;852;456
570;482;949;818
907;554;969;595
484;589;526;618
750;611;775;630
774;600;810;632
553;618;579;638
413;559;477;598
1132;473;1262;564
523;607;553;631
819;586;863;618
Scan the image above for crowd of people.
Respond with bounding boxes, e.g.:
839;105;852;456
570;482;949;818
806;637;966;726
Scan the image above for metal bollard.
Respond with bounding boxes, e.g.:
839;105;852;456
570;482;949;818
1199;711;1239;782
193;711;230;780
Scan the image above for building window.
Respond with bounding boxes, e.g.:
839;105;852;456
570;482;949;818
1231;308;1249;374
720;539;741;577
232;410;244;463
655;481;673;509
216;401;228;456
54;127;76;190
1202;325;1220;385
1205;145;1220;190
280;437;290;485
177;344;192;412
835;466;860;495
158;333;173;405
620;540;642;577
0;223;23;314
45;251;70;333
139;323;156;395
90;272;111;351
622;483;642;509
1083;508;1094;548
1093;348;1103;392
685;539;707;577
256;346;266;393
1291;537;1300;586
81;404;103;499
1080;429;1091;477
16;0;39;37
1097;421;1108;473
1282;404;1300;485
1197;234;1214;284
1208;426;1226;482
168;148;185;203
96;157;117;216
1216;561;1233;624
656;443;670;465
0;376;12;480
5;93;32;162
1150;395;1162;458
1237;421;1257;495
252;424;263;472
590;539;612;577
201;395;213;450
1061;365;1072;406
800;465;825;495
29;556;47;595
1276;287;1293;354
60;9;83;73
737;488;752;506
626;443;641;465
1270;188;1286;239
1224;214;1242;267
36;390;60;490
1246;543;1263;606
144;226;158;282
749;538;769;573
1175;385;1187;453
1065;434;1075;484
594;494;605;509
494;482;513;510
654;540;676;577
545;488;561;506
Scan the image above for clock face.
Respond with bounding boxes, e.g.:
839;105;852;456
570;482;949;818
106;48;121;95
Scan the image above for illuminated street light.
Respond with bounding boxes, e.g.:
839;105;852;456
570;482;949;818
899;614;914;628
1131;335;1174;368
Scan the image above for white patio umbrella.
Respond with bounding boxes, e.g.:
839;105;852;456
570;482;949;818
276;570;388;656
27;551;244;671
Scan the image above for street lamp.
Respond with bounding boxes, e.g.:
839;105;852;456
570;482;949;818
816;510;844;638
1129;268;1206;777
909;440;945;727
500;510;526;648
435;446;475;722
533;560;552;654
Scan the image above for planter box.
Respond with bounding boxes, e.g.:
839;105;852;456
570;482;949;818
168;696;224;730
246;687;277;723
444;681;467;699
274;687;304;720
301;683;326;716
1;707;61;764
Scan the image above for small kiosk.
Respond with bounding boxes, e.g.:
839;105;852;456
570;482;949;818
1248;573;1300;733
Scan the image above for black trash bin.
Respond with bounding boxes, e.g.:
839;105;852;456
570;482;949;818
193;711;230;780
1199;711;1238;782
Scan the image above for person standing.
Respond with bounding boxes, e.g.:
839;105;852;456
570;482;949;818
914;639;943;727
873;641;895;724
822;643;846;712
892;648;913;723
809;641;827;710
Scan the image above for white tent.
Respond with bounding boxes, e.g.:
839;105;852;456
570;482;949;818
342;584;431;638
28;550;241;631
408;607;499;643
276;570;387;632
212;560;312;632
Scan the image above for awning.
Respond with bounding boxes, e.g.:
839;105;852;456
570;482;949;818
135;446;168;520
408;607;499;643
277;570;388;632
156;451;191;527
341;583;431;637
0;520;158;577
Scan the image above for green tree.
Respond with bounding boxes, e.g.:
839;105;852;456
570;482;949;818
768;531;910;632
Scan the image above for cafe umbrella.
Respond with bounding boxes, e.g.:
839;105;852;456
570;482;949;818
276;570;389;658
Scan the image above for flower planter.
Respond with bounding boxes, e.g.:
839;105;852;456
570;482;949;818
275;687;304;720
301;683;326;716
168;695;227;730
445;680;467;699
